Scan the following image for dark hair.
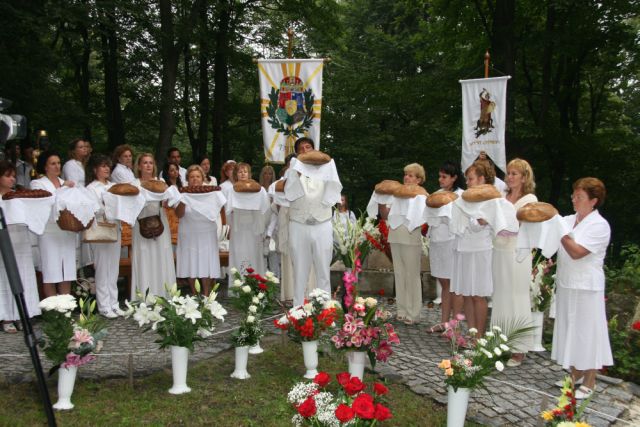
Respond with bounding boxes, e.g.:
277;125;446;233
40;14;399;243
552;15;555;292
112;144;134;165
68;138;87;161
573;177;606;208
167;146;180;157
85;154;113;184
439;160;465;190
3;141;19;164
294;137;314;154
162;161;183;189
0;159;16;178
36;151;61;175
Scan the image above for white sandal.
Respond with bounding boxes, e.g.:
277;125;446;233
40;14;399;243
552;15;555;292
2;322;18;334
575;385;594;400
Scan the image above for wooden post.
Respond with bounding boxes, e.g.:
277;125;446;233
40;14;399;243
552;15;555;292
484;50;490;78
287;27;294;59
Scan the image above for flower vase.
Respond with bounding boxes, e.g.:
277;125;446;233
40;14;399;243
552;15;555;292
249;340;264;355
447;386;470;427
301;340;319;379
230;346;251;379
348;351;367;380
53;366;77;410
168;345;191;394
530;311;546;352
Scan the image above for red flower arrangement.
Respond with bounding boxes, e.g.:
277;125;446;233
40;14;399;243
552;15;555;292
274;289;340;341
365;219;392;261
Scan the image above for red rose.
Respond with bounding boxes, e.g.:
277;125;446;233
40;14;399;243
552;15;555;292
378;289;385;296
344;377;366;396
246;267;255;273
352;393;375;419
313;372;330;387
374;403;392;421
297;396;316;418
334;403;355;423
633;321;640;331
336;372;351;387
373;382;389;395
258;283;268;291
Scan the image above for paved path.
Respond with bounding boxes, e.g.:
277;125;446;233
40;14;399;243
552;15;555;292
1;301;637;426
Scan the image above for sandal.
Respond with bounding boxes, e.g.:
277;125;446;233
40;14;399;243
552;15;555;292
427;323;446;334
2;322;17;334
575;385;594;400
396;315;407;322
403;319;417;326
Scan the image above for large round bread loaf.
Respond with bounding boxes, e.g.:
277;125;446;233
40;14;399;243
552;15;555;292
297;150;331;165
393;184;428;198
2;189;52;200
179;185;219;194
140;180;168;193
233;179;262;193
275;179;286;192
374;180;402;195
426;191;459;208
461;184;501;202
516;202;558;223
108;183;140;196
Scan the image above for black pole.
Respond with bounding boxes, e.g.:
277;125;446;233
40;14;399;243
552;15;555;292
0;207;56;426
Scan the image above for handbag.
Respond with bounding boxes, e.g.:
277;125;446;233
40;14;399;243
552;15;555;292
138;214;164;239
82;214;118;243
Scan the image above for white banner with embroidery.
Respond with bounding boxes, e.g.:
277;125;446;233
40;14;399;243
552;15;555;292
459;76;510;173
258;58;324;163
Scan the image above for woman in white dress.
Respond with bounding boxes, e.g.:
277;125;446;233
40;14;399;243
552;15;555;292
30;151;77;297
227;162;268;279
62;138;90;186
219;160;236;200
131;153;176;299
0;161;42;333
110;144;135;184
333;194;357;229
491;158;537;366
427;161;464;333
85;154;123;318
552;177;612;400
451;161;494;336
196;156;218;186
175;165;220;296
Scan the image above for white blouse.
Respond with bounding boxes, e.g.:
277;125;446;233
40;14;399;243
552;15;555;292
62;159;85;187
111;163;135;184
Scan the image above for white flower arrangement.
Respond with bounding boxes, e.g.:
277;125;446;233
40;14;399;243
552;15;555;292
332;213;380;269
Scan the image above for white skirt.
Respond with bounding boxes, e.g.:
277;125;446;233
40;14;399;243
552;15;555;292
551;286;613;370
39;226;77;283
451;249;493;297
0;225;41;320
176;215;220;279
229;210;265;277
429;239;455;279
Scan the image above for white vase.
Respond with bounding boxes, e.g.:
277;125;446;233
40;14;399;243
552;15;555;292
249;340;264;354
302;340;319;379
530;311;546;351
348;351;367;380
230;346;251;379
53;366;77;410
168;346;191;394
447;385;470;427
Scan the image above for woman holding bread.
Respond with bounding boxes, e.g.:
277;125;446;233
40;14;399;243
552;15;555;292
111;145;135;184
85;154;123;318
491;158;537;366
426;161;464;333
551;177;612;399
451;161;495;337
131;153;176;299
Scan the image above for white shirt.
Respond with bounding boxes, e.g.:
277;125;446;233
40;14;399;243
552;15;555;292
556;210;610;291
62;159;85;187
111;163;135;184
159;166;187;183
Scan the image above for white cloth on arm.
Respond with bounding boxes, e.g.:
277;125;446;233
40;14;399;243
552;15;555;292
388;195;427;231
366;191;394;218
179;191;226;222
0;196;55;235
103;192;146;225
516;215;571;259
449;197;518;238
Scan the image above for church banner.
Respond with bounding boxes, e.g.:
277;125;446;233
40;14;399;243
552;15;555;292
459;76;510;173
258;59;324;163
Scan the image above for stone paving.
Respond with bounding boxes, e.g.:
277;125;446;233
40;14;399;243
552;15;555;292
1;299;638;426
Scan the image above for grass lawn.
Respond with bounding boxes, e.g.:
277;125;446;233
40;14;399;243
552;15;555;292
0;335;476;426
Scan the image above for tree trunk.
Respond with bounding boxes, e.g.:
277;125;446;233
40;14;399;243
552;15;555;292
211;0;231;174
196;0;210;164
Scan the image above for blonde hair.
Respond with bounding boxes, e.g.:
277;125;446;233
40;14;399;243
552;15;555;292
466;160;495;185
233;162;252;181
403;163;426;184
259;165;276;189
186;165;205;183
134;153;157;178
507;158;536;195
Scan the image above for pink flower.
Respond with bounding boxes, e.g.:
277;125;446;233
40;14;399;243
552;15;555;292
72;329;94;345
374;341;393;362
455;313;465;321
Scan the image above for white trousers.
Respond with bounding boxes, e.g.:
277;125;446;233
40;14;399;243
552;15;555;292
91;232;121;314
390;242;423;321
289;220;332;306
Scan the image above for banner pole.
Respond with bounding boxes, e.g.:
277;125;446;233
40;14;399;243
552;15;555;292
287;27;294;59
484;50;490;78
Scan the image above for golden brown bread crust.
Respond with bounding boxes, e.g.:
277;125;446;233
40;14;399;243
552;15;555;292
374;180;402;195
275;180;286;192
233;179;262;193
297;150;332;165
140;180;168;193
516;202;558;222
179;185;220;194
57;209;93;232
461;184;501;202
2;189;52;200
393;184;428;198
108;183;140;196
426;191;459;208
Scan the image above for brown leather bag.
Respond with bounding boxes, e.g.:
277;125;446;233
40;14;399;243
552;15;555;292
138;215;164;239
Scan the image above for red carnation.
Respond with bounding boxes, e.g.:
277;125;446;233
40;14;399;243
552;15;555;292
274;318;288;330
258;283;268;291
334;403;355;423
246;267;254;273
313;372;330;387
297;396;316;418
632;321;640;331
352;393;375;419
299;317;315;338
336;372;351;387
373;382;389;395
344;377;366;396
374;403;392;421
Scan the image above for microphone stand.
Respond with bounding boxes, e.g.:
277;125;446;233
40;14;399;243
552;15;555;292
0;207;56;426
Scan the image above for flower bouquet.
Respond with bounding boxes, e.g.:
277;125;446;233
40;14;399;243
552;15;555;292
364;218;392;261
288;372;393;426
333;214;379;269
531;252;556;312
540;377;592;426
228;266;278;316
